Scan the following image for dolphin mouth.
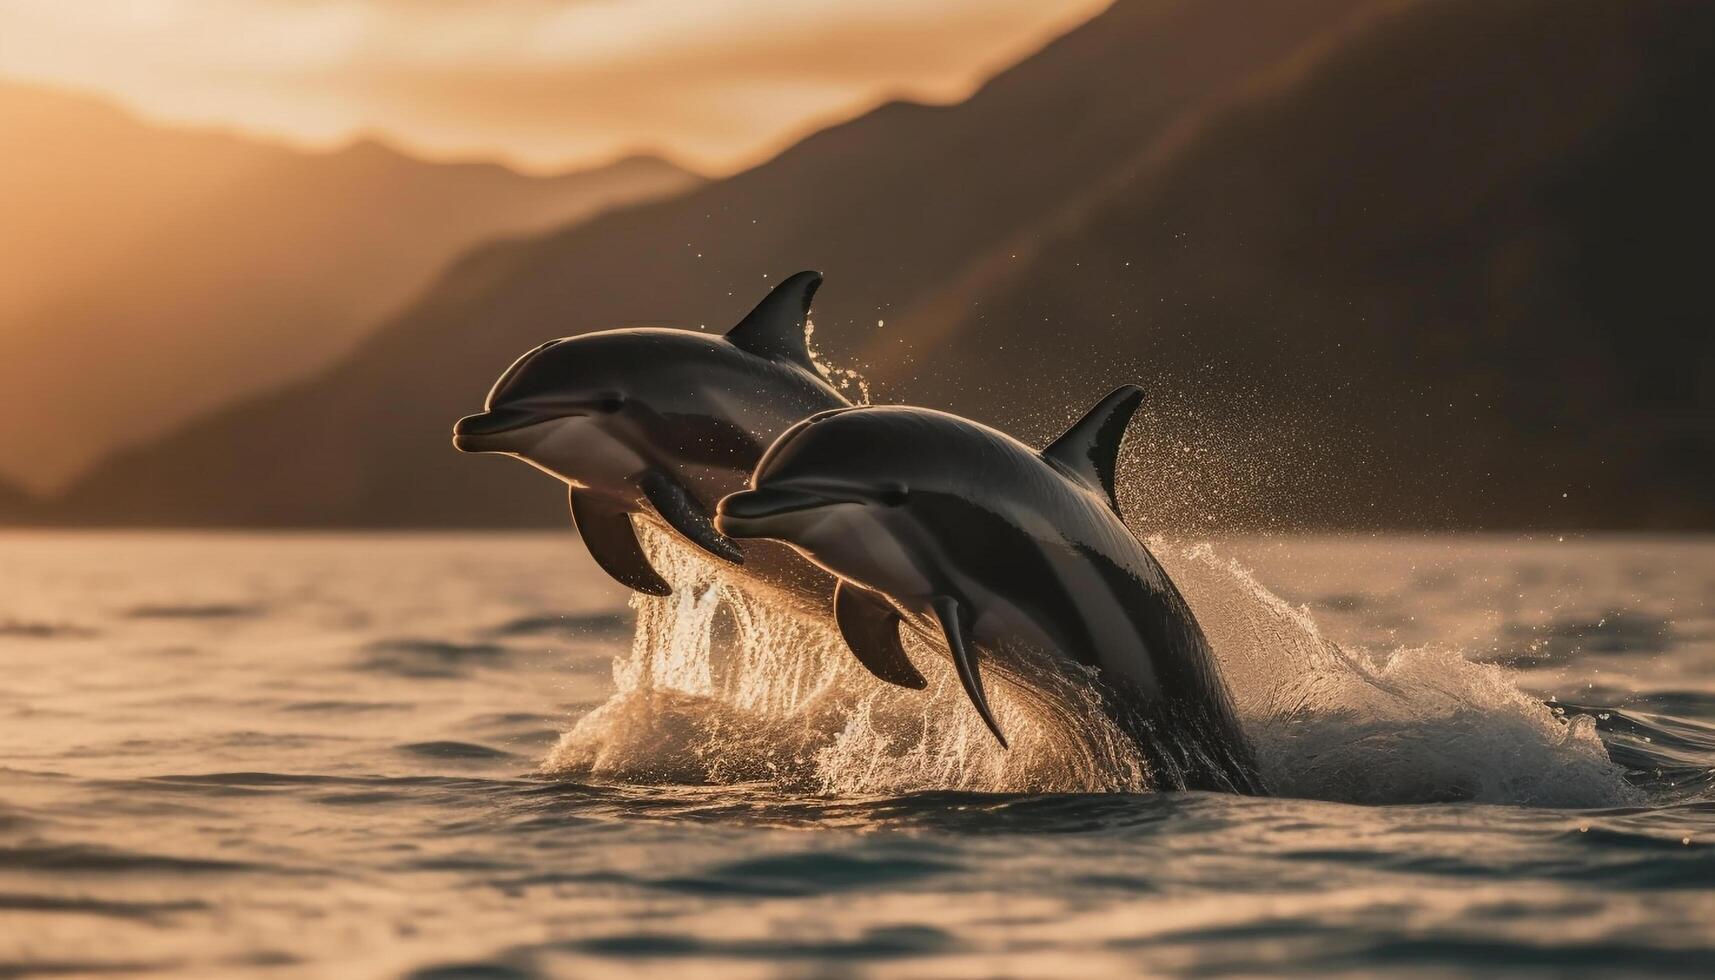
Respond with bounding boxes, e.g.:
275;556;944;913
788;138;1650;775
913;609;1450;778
715;487;842;536
452;407;553;452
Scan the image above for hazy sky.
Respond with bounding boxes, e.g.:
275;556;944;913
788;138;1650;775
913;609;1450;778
0;0;1107;173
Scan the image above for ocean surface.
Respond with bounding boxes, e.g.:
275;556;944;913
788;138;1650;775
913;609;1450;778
3;531;1713;978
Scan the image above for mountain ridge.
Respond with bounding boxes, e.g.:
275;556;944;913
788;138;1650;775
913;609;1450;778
47;0;1377;528
0;78;699;492
875;0;1715;530
42;0;1706;530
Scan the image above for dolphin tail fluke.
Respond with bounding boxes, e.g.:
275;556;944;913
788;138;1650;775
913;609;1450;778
725;271;822;371
640;469;745;565
1040;384;1144;513
569;488;672;596
930;595;1008;748
833;580;926;690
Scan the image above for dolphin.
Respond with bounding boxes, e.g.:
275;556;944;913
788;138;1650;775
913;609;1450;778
453;271;848;598
713;389;1263;793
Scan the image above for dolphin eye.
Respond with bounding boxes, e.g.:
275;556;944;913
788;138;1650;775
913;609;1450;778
597;395;626;414
880;486;909;507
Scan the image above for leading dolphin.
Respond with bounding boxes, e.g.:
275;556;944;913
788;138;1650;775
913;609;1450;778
713;389;1263;793
452;272;848;598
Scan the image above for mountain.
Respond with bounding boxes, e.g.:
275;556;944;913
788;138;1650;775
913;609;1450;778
50;0;1376;528
0;80;698;493
870;0;1715;530
0;477;38;525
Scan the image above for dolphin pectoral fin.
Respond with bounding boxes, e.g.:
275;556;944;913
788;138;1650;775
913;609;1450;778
833;581;926;690
930;595;1008;749
639;470;745;566
569;488;672;597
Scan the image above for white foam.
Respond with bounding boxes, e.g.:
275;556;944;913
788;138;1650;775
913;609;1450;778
543;527;1145;793
1162;542;1640;807
544;528;1640;806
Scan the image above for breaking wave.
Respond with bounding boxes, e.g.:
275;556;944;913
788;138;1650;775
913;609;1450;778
542;528;1639;807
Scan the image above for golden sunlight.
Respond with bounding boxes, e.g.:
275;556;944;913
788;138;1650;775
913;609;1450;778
0;0;1109;172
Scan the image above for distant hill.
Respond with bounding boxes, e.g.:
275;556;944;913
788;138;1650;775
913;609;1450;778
873;0;1715;530
50;0;1373;527
0;477;38;525
0;81;698;493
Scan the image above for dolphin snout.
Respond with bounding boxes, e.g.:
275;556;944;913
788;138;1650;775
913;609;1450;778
714;487;831;537
452;407;543;452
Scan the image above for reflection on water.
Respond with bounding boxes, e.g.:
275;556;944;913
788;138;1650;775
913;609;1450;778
2;532;1713;977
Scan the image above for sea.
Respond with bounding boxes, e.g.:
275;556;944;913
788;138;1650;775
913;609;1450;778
3;530;1713;978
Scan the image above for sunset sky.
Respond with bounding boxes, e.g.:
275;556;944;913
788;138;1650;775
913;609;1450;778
0;0;1107;174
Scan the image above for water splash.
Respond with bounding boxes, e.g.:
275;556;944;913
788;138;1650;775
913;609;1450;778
805;318;871;404
546;530;1639;807
543;527;1145;794
1161;542;1640;807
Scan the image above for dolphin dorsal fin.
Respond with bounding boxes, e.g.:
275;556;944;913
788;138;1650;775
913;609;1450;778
1040;385;1144;512
725;270;822;370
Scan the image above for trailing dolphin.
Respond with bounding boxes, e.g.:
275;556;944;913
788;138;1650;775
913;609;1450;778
714;389;1263;794
452;271;848;598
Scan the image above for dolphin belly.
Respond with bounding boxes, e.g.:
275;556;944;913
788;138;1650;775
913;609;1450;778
943;570;1062;668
